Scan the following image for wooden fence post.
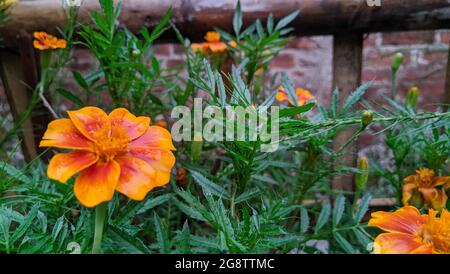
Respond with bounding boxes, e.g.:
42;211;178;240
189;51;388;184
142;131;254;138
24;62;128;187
331;33;363;197
0;32;51;162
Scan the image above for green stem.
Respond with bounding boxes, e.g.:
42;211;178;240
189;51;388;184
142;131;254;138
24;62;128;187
92;202;108;254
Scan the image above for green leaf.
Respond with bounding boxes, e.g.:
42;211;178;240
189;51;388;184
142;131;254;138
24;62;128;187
342;82;371;112
235;188;260;203
154;213;170;253
108;225;150;254
275;10;300;31
314;201;331;233
233;0;243;36
72;71;89;90
355;193;372;223
300;207;309;234
55;88;84;107
0;162;31;184
334;232;355;254
10;205;39;245
279;102;315;118
281;72;298;106
189;170;230;199
332;194;346;226
136;194;173;215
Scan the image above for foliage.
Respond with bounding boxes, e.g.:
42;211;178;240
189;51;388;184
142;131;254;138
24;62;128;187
0;0;448;254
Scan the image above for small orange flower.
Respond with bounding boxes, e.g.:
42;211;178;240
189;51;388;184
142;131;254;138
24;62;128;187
40;107;176;207
402;168;449;210
33;32;67;50
191;31;236;54
276;86;315;106
369;206;450;254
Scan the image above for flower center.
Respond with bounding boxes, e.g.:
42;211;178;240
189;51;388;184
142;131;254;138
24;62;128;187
93;127;129;161
422;216;450;253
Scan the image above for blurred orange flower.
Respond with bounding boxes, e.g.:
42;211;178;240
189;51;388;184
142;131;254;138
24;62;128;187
276;86;314;106
191;31;236;54
402;168;449;210
369;206;450;254
40;107;176;207
33;32;67;50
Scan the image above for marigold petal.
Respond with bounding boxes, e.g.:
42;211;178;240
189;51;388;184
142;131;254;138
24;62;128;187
55;39;67;49
33;40;48;50
67;106;111;142
109;108;150;141
276;91;288;102
115;156;157;200
401;183;418;205
47;151;98;183
39;118;94;151
373;232;425;254
368;206;426;234
208;42;228;52
74;160;120;207
129;147;175;186
434;176;450;187
420;188;448;210
130;126;176;151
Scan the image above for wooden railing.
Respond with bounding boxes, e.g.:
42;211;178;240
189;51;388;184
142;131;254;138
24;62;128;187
0;0;449;201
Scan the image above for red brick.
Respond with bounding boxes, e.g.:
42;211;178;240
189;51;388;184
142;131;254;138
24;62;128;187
154;44;171;55
286;37;319;49
441;31;450;44
166;59;184;67
173;44;184;55
382;31;434;45
269;53;295;68
363;34;377;48
362;68;392;82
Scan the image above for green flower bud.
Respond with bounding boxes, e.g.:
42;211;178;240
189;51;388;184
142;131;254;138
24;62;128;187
391;52;404;72
361;110;373;128
355;156;369;192
131;49;141;57
406;86;419;108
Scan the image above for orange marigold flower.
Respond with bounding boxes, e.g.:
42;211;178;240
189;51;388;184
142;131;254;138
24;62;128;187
369;206;450;254
191;31;236;54
40;106;176;207
33;32;67;50
402;168;449;210
276;85;315;106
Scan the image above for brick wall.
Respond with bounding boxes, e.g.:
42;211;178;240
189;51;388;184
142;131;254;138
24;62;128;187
153;30;449;110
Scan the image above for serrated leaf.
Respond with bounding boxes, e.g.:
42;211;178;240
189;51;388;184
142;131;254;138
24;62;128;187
342;82;371;112
233;0;243;36
10;205;39;245
154;213;170;253
279;102;315;118
108;225;150;254
190;170;230;199
355;193;372;223
314;202;331;233
235;188;260;203
0;162;31;184
275;10;300;31
333;195;346;226
300;207;309;234
334;232;355;254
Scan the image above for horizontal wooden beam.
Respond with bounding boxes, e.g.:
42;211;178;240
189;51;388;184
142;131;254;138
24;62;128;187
1;0;450;47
